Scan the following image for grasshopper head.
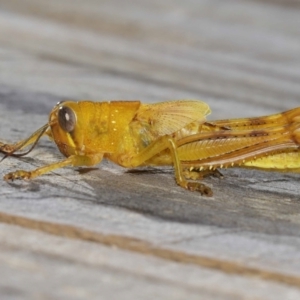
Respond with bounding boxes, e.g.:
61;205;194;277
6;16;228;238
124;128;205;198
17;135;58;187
49;100;141;158
49;101;84;157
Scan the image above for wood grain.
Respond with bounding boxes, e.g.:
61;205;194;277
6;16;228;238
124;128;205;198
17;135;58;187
0;0;300;299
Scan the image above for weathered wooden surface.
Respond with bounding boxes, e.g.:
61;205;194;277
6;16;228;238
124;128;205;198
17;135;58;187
0;0;300;299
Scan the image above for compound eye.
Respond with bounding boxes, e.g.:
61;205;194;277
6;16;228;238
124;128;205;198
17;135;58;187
58;106;76;132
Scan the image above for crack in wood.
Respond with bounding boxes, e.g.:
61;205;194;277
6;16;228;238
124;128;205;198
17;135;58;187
0;211;299;287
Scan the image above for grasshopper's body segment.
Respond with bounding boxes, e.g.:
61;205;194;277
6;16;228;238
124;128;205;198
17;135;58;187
1;100;300;196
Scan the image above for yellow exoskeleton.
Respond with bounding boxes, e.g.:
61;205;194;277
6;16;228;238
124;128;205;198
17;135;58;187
1;100;300;196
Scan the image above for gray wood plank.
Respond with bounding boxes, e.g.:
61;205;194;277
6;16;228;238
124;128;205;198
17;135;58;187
0;0;300;299
1;223;300;300
1;89;300;294
0;0;300;113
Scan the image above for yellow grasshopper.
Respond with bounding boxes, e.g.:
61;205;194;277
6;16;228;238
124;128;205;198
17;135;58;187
1;100;300;196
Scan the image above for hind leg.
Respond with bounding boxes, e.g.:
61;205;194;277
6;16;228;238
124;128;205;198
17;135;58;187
183;167;223;180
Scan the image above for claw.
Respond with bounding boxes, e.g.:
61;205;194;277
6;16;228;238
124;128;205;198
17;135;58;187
4;170;32;181
186;181;213;197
